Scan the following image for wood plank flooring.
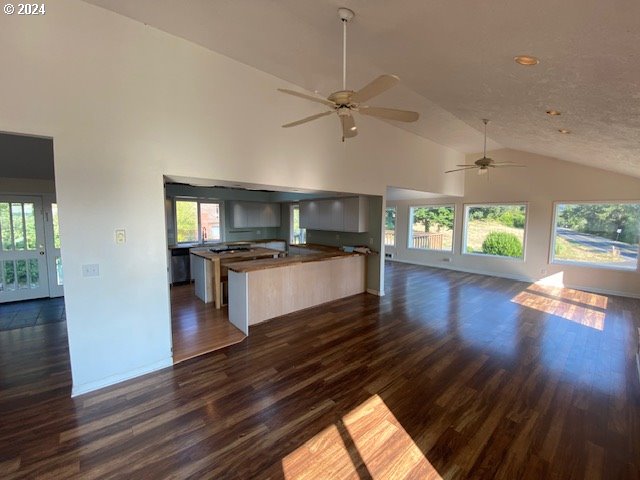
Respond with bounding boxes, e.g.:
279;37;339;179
171;283;245;363
1;262;639;479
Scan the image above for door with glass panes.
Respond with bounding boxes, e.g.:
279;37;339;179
0;196;49;302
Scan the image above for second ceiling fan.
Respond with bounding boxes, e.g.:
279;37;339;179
278;7;419;141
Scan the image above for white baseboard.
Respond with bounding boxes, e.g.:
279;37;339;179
387;258;640;299
71;357;173;397
366;288;385;296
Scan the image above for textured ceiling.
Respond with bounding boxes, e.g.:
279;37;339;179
83;0;640;178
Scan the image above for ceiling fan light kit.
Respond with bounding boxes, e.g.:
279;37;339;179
445;119;526;175
278;7;419;141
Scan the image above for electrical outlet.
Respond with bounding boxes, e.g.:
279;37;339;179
540;268;547;274
369;237;373;245
82;264;100;277
115;229;126;244
336;234;340;240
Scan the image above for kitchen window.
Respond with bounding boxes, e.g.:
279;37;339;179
175;199;223;244
385;207;396;247
463;204;527;259
408;205;454;251
290;204;306;245
551;201;640;270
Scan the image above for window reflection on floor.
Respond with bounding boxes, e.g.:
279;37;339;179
282;394;442;479
511;282;607;331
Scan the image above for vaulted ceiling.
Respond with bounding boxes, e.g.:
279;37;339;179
84;0;640;178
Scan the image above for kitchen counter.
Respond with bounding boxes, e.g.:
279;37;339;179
228;247;366;329
225;250;360;273
190;247;282;310
191;247;281;261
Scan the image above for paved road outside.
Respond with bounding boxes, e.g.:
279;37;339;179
557;227;638;268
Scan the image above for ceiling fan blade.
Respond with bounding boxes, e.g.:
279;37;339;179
341;114;358;138
352;74;400;103
493;164;526;168
359;106;419;122
277;88;336;108
282;111;333;128
445;166;477;173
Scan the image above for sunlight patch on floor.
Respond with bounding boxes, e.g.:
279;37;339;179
282;394;442;479
511;278;608;331
343;394;443;479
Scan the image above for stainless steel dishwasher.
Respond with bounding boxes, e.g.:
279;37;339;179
170;248;190;285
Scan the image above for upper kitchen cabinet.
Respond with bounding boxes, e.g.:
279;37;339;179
300;196;369;233
231;201;281;228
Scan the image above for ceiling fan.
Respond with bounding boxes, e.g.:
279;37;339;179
278;7;419;141
446;119;525;175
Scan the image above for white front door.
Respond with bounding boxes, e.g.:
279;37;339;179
0;196;49;302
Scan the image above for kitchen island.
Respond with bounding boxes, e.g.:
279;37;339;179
226;249;366;333
190;247;281;309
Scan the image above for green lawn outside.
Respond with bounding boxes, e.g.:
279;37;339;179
465;219;524;253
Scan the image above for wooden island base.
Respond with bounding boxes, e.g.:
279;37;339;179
228;254;365;331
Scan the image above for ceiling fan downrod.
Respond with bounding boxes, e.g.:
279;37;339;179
338;8;354;91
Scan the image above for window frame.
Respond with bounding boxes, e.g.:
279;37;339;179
289;203;306;245
549;200;640;272
174;197;225;245
406;203;456;252
462;202;529;261
384;206;397;248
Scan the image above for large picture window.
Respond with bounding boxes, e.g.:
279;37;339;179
463;204;527;259
408;205;454;251
175;199;223;244
552;202;640;270
385;207;396;247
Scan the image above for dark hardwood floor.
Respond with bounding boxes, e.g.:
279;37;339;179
171;284;245;364
1;262;639;479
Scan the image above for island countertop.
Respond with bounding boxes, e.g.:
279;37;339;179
189;247;281;261
225;249;361;273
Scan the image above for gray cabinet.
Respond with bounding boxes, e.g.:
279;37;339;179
299;196;368;232
231;201;281;228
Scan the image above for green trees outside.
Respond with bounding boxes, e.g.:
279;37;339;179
385;208;396;230
411;206;454;232
468;205;526;228
557;204;640;245
482;232;523;257
176;200;198;243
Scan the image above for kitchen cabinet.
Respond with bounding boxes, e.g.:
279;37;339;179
230;201;281;228
299;196;369;232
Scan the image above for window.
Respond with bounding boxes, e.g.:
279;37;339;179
175;199;223;244
463;204;527;259
290;204;306;245
51;203;63;286
551;202;640;270
385;207;396;247
408;205;454;251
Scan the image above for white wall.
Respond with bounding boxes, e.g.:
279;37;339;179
0;1;464;395
387;149;640;298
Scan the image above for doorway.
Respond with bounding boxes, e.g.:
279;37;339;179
0;133;63;303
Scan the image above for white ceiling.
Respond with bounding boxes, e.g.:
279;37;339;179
84;0;640;178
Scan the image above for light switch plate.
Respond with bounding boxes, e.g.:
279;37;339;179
115;229;126;244
82;264;100;277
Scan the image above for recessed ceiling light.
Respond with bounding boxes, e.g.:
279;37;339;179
546;109;561;116
558;128;571;134
350;126;357;131
514;55;539;66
